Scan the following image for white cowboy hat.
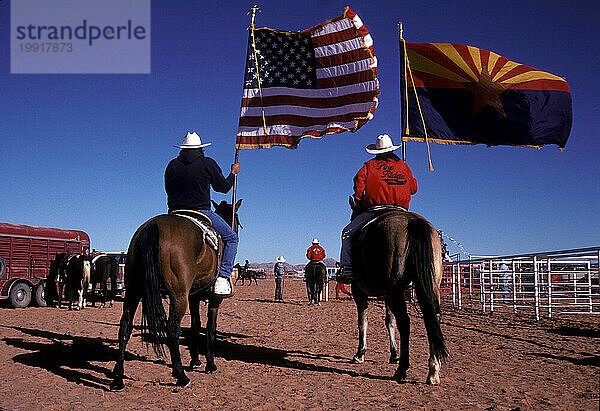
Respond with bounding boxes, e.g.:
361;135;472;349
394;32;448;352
276;256;286;263
366;134;400;154
312;238;319;244
174;131;212;149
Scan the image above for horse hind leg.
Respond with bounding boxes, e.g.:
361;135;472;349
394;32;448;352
387;296;410;382
384;302;400;364
187;294;202;370
351;287;368;363
101;281;108;308
205;296;222;373
110;291;141;391
316;283;323;306
166;295;190;387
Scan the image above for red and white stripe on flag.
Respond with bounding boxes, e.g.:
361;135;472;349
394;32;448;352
236;7;379;149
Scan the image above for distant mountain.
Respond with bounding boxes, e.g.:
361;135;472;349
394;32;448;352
243;257;337;272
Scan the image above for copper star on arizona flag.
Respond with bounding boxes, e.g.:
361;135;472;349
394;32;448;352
401;42;572;148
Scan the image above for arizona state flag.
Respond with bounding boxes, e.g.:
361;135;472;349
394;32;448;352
401;42;572;148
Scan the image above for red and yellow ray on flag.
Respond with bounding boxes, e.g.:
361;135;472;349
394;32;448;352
402;42;572;149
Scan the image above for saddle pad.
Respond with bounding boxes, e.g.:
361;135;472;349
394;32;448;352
170;209;212;225
358;206;410;238
173;212;219;251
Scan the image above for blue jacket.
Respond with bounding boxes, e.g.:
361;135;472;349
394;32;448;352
274;262;285;278
165;149;234;212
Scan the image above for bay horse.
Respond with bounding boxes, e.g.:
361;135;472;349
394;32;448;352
349;205;448;385
110;200;242;391
89;254;118;307
304;261;327;305
233;263;258;285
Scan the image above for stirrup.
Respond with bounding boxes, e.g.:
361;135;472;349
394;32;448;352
213;276;233;297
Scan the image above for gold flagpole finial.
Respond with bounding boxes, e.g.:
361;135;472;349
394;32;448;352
247;5;261;27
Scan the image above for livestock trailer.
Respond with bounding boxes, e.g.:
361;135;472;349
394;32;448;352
0;222;91;308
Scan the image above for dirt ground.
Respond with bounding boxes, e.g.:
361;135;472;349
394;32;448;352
0;279;598;410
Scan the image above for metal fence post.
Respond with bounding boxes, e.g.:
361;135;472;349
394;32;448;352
547;258;553;318
533;256;540;320
489;260;494;312
480;263;485;311
451;263;456;307
469;258;473;303
457;263;462;309
587;260;592;313
511;259;517;313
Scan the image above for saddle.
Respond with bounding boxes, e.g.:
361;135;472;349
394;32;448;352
170;210;223;294
306;260;326;270
171;210;220;252
356;205;409;241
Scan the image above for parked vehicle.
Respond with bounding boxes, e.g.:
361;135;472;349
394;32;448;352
0;222;90;308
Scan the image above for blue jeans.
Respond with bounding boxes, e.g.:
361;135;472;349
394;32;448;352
201;209;238;278
340;210;378;268
274;277;283;300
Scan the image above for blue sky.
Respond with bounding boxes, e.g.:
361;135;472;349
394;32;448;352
1;0;598;265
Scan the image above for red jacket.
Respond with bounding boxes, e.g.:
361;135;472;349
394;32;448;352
353;155;418;210
306;244;326;261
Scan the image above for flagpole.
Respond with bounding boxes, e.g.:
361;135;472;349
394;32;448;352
398;20;406;162
232;5;261;227
231;148;239;227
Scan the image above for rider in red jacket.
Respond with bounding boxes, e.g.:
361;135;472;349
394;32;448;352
337;134;417;284
306;238;326;261
353;153;417;210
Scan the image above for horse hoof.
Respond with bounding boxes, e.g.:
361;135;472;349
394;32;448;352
350;356;364;364
189;359;202;370
110;379;125;391
393;369;408;383
176;375;191;387
426;375;440;385
205;363;217;374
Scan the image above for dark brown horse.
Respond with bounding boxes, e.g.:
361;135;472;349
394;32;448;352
304;261;327;305
350;206;448;385
110;201;241;391
46;252;67;307
89;254;118;307
233;263;259;285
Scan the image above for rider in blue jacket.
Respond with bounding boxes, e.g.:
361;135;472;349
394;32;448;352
165;132;240;296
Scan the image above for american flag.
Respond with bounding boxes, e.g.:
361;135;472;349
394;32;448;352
236;7;379;149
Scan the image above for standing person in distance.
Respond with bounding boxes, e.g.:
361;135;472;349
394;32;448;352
274;256;286;302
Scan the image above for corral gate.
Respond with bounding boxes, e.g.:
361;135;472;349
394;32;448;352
441;247;600;320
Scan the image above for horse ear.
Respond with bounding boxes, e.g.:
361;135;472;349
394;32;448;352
235;198;243;209
348;195;356;209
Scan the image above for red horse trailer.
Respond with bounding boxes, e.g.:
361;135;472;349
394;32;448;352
0;222;91;308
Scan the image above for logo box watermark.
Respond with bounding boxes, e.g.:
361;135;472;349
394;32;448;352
11;0;151;74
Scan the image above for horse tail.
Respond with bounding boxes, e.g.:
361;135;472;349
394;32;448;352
132;221;167;356
406;218;448;361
